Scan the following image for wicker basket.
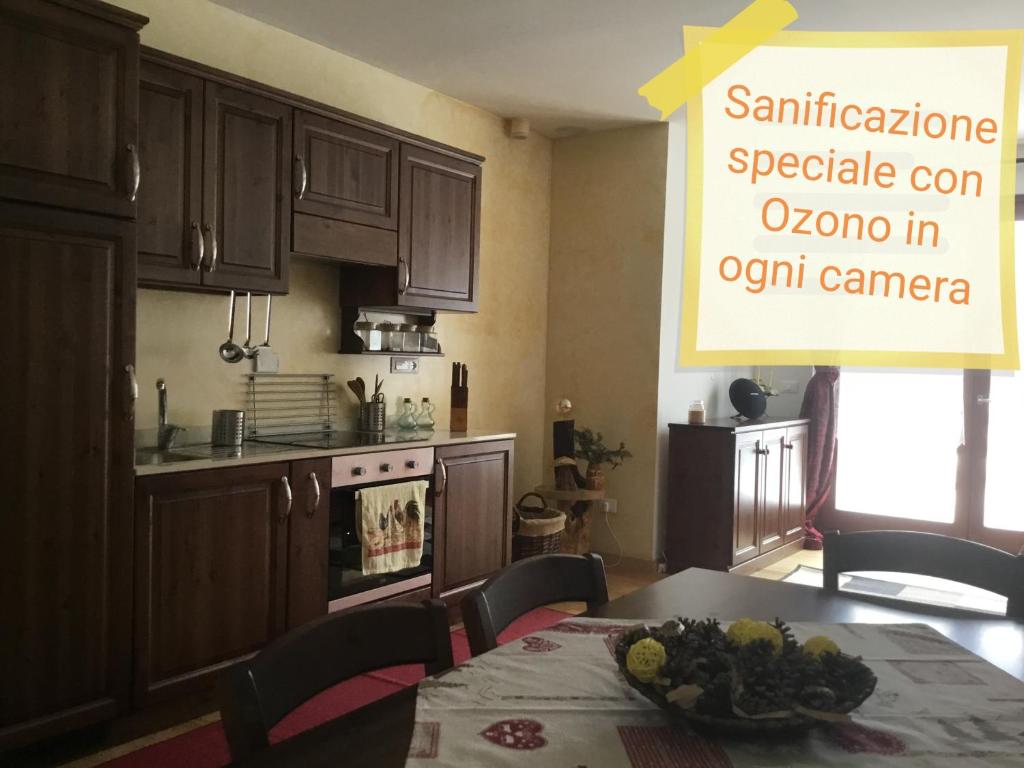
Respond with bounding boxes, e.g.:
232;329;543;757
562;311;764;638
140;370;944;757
511;493;565;560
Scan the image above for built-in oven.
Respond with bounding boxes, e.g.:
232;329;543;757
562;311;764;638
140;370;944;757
327;447;435;611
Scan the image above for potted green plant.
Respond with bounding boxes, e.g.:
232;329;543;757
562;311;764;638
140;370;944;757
574;428;632;491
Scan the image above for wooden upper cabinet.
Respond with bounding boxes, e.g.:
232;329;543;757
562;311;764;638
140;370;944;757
0;202;135;749
398;144;481;312
202;82;291;293
291;111;399;267
137;62;204;286
134;463;291;706
433;441;513;596
294;111;398;230
0;0;145;218
137;59;290;293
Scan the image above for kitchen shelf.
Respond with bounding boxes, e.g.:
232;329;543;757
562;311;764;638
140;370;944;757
339;350;445;357
338;305;443;356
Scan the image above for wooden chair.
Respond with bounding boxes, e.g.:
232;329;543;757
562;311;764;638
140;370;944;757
461;553;609;656
823;530;1024;619
219;599;453;761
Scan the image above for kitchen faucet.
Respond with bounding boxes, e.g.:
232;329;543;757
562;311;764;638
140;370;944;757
156;379;186;450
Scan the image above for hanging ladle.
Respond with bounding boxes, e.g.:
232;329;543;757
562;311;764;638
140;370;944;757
218;290;245;364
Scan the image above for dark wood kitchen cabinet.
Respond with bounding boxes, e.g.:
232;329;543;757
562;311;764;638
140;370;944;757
286;458;331;629
291;110;399;266
0;202;136;749
137;59;291;293
433;441;514;601
398;144;482;311
336;143;482;312
201;82;291;293
133;463;292;706
137;61;204;285
665;418;809;575
0;0;146;218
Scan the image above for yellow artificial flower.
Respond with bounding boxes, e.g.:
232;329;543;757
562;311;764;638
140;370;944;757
803;635;840;657
626;637;667;683
726;618;783;655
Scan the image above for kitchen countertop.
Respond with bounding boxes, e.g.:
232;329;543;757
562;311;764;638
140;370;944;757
134;429;516;476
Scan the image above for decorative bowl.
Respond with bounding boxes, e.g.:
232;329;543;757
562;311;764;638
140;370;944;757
614;618;877;736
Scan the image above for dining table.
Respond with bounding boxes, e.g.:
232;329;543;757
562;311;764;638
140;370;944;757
239;567;1024;767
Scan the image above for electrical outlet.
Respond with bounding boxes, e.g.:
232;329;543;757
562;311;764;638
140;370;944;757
601;498;618;516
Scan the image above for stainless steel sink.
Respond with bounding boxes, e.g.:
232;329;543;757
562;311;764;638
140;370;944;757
135;441;293;467
135;448;207;465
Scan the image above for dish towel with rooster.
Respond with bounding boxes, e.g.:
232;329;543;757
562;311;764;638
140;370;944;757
357;480;428;575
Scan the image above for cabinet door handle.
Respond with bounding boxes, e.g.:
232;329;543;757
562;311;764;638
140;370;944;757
398;256;410;295
307;471;320;518
281;476;292;521
203;224;218;272
190;221;204;271
783;443;794;450
126;143;141;202
435;459;447;496
294;155;308;199
124;364;138;419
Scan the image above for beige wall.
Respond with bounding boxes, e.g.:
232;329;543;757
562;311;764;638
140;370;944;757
117;0;552;500
545;124;669;560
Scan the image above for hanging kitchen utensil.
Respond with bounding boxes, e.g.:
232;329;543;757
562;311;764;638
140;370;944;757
242;292;256;359
218;290;245;364
253;295;279;373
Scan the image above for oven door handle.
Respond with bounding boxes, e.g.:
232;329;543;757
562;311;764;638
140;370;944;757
435;458;447;497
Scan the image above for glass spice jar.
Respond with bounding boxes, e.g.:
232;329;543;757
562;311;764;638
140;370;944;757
688;400;706;425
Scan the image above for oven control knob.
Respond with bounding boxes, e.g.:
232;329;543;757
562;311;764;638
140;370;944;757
406;460;419;469
352;466;367;476
380;463;393;472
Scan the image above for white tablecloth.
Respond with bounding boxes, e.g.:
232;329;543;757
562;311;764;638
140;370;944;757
406;618;1024;767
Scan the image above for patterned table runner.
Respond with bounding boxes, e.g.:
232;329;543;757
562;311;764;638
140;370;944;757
406;618;1024;767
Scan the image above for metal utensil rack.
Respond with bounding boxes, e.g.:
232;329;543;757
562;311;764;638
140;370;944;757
245;373;335;438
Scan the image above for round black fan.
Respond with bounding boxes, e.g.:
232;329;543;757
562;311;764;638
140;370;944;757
729;378;767;420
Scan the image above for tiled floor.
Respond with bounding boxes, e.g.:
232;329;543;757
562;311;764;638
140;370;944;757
748;548;824;581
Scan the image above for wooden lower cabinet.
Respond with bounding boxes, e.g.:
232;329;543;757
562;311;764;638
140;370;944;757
286;458;331;630
133;463;291;706
666;418;809;574
433;441;514;600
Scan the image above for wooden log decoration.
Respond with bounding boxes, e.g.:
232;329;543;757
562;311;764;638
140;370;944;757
535;481;605;556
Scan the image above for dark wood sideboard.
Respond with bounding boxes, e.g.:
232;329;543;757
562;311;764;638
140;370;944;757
665;417;809;574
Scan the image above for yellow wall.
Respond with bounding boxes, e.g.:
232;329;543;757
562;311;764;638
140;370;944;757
546;124;669;560
116;0;552;499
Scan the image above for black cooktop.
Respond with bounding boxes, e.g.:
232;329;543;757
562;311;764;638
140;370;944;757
251;430;430;450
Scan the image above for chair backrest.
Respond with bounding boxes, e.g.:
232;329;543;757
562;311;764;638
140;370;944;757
461;553;609;656
219;599;453;761
823;530;1024;618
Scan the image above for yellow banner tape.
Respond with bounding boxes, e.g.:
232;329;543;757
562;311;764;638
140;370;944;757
637;0;798;119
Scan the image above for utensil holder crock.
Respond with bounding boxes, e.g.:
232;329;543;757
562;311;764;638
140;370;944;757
360;402;386;432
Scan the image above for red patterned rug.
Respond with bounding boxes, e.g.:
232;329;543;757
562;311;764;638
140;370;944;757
98;608;569;768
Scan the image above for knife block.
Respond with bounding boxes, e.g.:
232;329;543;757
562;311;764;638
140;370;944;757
450;385;468;432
